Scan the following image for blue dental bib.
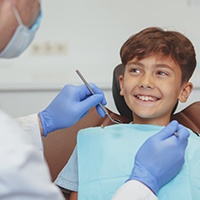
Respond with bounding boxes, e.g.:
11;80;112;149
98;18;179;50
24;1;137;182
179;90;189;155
77;124;200;200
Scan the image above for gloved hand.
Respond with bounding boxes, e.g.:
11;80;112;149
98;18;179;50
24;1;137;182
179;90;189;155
127;120;190;195
39;83;106;136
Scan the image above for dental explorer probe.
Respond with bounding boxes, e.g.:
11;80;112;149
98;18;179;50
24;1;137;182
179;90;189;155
75;70;122;125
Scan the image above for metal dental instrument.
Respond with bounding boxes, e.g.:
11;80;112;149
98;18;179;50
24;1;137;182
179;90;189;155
76;70;122;125
174;132;179;137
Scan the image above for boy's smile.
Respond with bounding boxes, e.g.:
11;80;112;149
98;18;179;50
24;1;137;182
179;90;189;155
119;55;192;126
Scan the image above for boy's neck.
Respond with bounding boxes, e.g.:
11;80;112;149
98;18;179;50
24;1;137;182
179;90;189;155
132;115;170;126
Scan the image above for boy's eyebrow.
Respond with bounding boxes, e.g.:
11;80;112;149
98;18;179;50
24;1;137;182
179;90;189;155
154;64;174;71
155;63;170;68
127;61;143;67
127;61;173;70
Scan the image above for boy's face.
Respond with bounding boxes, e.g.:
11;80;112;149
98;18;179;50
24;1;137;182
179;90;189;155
119;55;193;126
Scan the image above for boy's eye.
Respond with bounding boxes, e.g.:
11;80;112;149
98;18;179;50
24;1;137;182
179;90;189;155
130;68;141;74
157;71;168;76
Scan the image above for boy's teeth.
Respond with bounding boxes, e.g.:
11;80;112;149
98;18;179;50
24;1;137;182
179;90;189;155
138;95;154;101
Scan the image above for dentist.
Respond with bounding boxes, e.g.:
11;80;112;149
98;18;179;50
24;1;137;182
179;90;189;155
0;1;189;199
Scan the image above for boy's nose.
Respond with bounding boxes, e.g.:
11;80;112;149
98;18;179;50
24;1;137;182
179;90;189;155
138;74;155;89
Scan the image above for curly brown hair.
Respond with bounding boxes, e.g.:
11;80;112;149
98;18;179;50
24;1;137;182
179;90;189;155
120;27;196;83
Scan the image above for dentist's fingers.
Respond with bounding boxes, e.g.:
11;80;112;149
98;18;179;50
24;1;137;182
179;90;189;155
78;93;106;118
154;120;179;140
176;124;190;142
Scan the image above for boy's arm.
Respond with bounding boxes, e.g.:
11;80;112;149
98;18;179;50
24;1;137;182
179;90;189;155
69;192;78;200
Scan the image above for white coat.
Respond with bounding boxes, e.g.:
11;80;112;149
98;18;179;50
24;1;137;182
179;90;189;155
0;110;64;200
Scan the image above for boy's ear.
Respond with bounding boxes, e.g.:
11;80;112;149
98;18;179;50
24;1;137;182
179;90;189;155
178;82;193;103
119;75;124;96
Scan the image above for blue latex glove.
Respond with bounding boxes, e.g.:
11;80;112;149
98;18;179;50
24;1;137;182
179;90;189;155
128;120;190;195
39;83;106;136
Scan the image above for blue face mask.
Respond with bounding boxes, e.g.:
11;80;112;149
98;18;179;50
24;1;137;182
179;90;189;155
0;5;41;59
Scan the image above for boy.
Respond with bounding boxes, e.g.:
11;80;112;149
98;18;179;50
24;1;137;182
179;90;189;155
55;27;200;199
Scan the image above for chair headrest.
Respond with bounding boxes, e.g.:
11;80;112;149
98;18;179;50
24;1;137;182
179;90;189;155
112;64;133;120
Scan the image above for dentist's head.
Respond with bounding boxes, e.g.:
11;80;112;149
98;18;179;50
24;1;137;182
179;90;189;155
0;0;41;58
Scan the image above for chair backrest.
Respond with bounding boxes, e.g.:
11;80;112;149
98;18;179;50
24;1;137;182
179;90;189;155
172;102;200;135
112;63;200;135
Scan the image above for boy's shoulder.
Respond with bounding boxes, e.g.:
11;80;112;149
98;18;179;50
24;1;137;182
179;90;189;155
186;128;200;163
187;128;200;145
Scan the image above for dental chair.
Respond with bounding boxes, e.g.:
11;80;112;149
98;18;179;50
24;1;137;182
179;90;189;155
43;64;200;199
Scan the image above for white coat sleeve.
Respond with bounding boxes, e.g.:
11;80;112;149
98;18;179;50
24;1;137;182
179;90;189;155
0;110;65;200
16;114;44;157
112;180;158;200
